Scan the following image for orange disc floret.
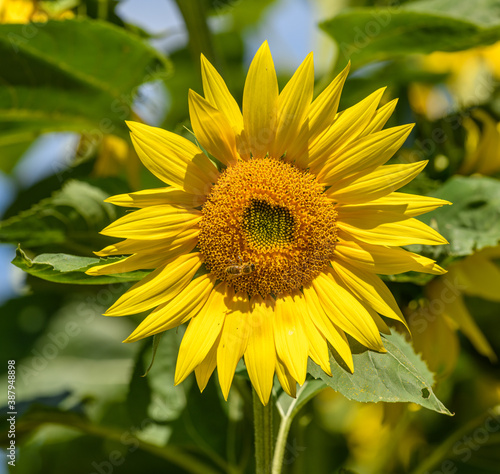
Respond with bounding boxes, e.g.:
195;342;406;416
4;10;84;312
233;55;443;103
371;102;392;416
198;157;338;296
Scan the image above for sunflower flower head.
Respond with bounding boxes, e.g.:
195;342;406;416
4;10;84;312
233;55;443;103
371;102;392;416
87;42;450;405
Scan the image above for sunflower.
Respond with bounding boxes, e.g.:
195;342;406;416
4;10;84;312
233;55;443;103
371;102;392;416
87;42;449;405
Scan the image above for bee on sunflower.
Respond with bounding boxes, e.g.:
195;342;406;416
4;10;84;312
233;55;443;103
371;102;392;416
87;42;449;405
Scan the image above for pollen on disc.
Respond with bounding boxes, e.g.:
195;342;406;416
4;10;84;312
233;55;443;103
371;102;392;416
198;157;338;296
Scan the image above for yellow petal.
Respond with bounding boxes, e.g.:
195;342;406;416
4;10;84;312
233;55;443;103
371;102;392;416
201;54;244;137
86;252;169;275
195;333;220;392
242;41;278;158
290;62;350;167
124;273;215;341
308;88;386;170
275;356;297;398
127;121;218;195
303;284;353;372
335;240;445;275
89;231;198;275
104;253;203;316
188;89;239;166
326;161;428;204
217;290;251;400
317;124;414;185
105;187;204;208
174;282;229;384
274;293;309;385
94;228;198;257
312;272;385;352
338;215;448;246
100;205;201;240
270;52;314;158
244;295;276;405
360;98;398;137
330;261;407;328
297;300;331;376
339;192;451;217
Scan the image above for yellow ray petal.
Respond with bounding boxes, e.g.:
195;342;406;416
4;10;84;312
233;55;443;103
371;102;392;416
270;52;314;158
89;232;198;276
104;253;203;316
86;252;169;276
290;62;350;167
94;228;198;257
201;54;244;137
312;272;385;352
217;289;251;400
308;87;386;170
244;295;276;405
326;161;428;204
338;216;448;246
330;261;407;328
339;192;451;217
274;293;309;385
195;333;220;392
174;282;229;384
335;240;445;275
360;98;398;137
100;205;201;240
303;284;353;372
124;273;216;341
276;356;297;398
318;124;414;185
427;278;496;362
242;41;278;158
105;187;204;209
127;121;218;195
297;301;331;376
188;89;239;166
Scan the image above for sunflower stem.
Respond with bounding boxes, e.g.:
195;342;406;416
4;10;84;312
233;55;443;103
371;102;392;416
253;389;274;474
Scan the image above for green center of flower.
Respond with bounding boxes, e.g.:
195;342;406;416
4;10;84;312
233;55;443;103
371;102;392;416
242;200;295;249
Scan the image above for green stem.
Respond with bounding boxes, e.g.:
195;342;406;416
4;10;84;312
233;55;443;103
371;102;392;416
253;389;274;474
271;408;293;474
174;0;218;69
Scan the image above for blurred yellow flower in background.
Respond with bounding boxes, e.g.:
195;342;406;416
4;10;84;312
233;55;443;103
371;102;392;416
460;109;500;176
0;0;74;23
409;41;500;119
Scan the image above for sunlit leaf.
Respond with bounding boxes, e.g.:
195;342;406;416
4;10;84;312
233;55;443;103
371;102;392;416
12;245;149;284
307;332;451;415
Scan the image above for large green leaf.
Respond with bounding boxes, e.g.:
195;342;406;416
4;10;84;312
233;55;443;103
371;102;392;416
307;332;451;415
0;179;119;252
12;245;149;284
0;18;171;172
321;0;500;68
410;176;500;261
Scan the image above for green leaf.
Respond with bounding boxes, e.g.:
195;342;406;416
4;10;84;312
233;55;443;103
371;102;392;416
0;18;171;171
321;0;500;69
307;332;451;415
12;245;149;284
410;176;500;261
0;180;119;252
